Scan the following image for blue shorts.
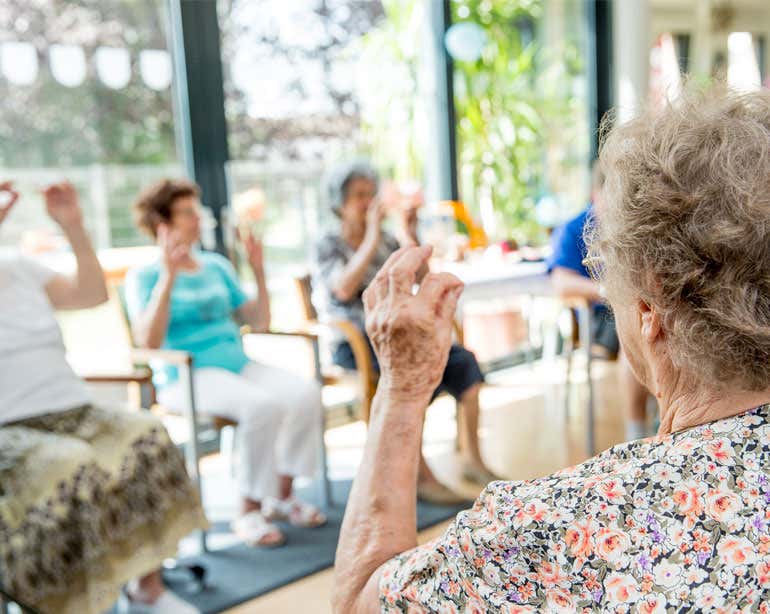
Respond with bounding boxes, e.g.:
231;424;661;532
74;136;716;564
333;333;484;401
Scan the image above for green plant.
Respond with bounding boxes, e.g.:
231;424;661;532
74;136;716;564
452;0;588;246
360;0;590;245
355;0;426;181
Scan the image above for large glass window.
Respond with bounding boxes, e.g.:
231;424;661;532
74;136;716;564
0;1;182;252
450;0;593;246
218;0;401;322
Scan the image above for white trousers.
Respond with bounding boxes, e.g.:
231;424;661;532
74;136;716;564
158;361;322;501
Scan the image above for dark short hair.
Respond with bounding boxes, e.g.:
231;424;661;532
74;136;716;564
325;160;379;215
133;178;200;238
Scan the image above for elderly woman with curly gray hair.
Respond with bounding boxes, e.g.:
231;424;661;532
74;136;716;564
333;85;770;612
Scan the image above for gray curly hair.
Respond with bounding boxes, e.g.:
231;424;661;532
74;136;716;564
325;160;379;216
587;85;770;391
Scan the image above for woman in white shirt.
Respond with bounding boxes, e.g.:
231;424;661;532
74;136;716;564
0;182;206;614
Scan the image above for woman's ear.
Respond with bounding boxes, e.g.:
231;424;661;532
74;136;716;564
638;298;662;343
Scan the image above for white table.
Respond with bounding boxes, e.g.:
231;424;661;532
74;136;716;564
439;258;596;456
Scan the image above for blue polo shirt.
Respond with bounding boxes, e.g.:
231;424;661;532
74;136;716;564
125;250;250;388
547;205;593;278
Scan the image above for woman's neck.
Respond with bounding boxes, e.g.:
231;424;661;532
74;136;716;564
655;367;770;434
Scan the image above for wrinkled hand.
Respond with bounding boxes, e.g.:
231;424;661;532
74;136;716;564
239;227;265;273
42;182;83;229
363;245;463;403
0;181;19;227
158;223;190;276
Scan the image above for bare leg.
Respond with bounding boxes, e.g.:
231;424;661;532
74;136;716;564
278;475;293;500
240;475;293;513
416;407;440;486
241;497;261;514
417;450;440;485
458;383;484;466
619;350;649;440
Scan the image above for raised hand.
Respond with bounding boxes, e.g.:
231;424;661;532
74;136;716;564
0;181;19;227
363;245;463;403
158;223;190;276
42;182;83;230
238;227;265;273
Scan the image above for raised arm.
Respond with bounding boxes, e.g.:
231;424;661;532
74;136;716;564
41;182;108;310
331;201;385;302
131;224;187;348
236;231;270;332
333;245;463;613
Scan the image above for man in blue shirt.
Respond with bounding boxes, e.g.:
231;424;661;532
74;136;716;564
548;164;652;441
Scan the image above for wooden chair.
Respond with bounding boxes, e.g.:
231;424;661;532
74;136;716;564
294;274;378;422
293;275;466;425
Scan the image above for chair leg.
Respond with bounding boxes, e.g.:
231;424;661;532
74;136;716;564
319;405;332;508
220;425;237;479
310;337;333;508
179;363;208;554
564;345;574;419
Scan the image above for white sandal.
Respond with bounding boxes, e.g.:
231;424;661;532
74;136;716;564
231;510;286;548
262;496;327;528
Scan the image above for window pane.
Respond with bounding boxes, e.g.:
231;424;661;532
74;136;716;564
0;1;183;251
451;0;593;245
218;0;399;323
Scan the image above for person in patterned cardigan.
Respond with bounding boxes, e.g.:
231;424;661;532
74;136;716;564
0;182;206;614
333;85;770;612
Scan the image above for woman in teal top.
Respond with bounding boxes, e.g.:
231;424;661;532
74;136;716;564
126;179;326;548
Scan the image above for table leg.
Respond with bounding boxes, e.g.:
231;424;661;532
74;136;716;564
576;305;595;456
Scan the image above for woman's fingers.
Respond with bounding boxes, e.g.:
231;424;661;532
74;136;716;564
365;245;437;311
438;285;464;322
419;272;463;314
387;245;432;297
366;246;408;305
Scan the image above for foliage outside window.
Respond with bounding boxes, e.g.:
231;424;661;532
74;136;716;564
0;1;180;250
359;0;591;246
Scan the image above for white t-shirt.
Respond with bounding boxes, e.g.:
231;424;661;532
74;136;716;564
0;254;90;424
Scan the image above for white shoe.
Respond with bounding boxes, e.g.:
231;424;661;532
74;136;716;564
116;588;200;614
231;510;287;547
262;496;327;528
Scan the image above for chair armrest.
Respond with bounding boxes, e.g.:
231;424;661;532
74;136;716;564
81;367;153;385
130;347;192;367
322;319;377;422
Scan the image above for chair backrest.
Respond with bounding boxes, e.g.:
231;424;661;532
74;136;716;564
111;282;137;347
294;274;318;322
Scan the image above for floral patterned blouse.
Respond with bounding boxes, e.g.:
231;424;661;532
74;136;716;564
380;404;770;612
